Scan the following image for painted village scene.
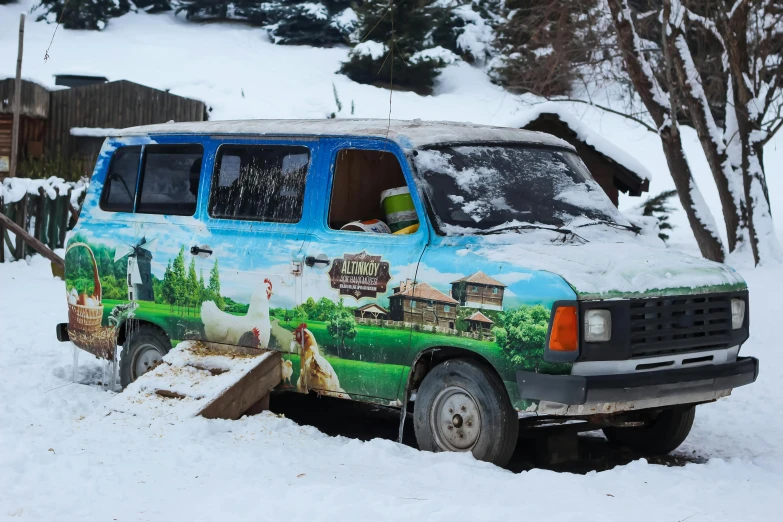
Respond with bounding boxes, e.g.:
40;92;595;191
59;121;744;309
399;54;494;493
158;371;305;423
64;226;557;403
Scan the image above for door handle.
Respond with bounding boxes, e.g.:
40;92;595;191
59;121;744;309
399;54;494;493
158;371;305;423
305;255;330;267
190;245;213;257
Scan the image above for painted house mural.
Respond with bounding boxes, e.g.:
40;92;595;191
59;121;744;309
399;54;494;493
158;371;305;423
451;271;506;311
388;279;459;330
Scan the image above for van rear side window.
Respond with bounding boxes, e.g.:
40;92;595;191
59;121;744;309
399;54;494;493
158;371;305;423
100;146;141;213
136;145;203;216
99;145;203;216
209;145;310;223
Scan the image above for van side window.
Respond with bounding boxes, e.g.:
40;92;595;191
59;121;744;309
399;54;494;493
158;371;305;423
328;149;419;234
136;145;203;216
209;145;310;223
100;146;141;213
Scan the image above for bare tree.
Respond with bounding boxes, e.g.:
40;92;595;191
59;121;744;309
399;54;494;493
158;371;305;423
607;0;727;261
661;0;783;265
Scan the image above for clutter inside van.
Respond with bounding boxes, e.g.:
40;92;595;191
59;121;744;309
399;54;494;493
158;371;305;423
328;149;419;233
340;219;392;233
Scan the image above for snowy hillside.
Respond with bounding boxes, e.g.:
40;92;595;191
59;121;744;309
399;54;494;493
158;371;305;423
1;255;781;520
1;0;782;257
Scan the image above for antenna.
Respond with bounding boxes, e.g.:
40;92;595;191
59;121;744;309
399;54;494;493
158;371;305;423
44;0;73;62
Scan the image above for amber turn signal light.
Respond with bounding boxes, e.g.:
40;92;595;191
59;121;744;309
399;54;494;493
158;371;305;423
549;306;578;352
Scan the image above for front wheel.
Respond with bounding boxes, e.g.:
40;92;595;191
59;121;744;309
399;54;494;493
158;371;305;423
119;324;171;388
413;359;518;467
603;405;696;455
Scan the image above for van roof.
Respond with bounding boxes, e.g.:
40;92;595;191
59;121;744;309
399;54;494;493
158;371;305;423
116;119;574;151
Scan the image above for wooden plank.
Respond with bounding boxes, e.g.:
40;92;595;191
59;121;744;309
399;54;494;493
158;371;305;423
0;210;64;268
198;352;282;420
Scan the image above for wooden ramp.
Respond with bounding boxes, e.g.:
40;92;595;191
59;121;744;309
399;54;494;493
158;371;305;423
109;341;282;420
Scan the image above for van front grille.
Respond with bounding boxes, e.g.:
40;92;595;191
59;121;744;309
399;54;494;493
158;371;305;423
629;295;733;357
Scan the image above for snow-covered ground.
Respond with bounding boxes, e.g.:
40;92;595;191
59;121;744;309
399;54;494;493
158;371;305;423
0;255;781;521
1;6;783;519
1;1;782;256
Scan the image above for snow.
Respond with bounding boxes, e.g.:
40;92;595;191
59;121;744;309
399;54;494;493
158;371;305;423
116;119;574;151
410;46;460;65
70;127;123;137
351;40;387;60
1;255;781;520
331;8;358;32
1;176;85;204
469;231;745;298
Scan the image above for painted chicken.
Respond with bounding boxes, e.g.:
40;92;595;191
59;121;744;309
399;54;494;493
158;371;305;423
293;323;347;398
201;279;273;348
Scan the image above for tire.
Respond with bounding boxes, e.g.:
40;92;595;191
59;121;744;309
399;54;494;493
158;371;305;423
119;324;171;388
413;358;518;467
603;405;696;455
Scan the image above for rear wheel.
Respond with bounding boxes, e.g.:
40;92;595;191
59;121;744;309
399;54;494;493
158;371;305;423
119;324;171;388
413;359;518;467
603;405;696;455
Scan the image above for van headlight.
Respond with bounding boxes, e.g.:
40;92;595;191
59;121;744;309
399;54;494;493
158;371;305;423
584;309;611;342
731;298;746;329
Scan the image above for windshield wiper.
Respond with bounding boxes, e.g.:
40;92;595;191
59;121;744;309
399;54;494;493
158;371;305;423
575;219;641;234
475;224;588;243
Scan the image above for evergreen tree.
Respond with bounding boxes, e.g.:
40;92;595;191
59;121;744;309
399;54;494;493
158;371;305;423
35;0;133;31
198;269;206;304
340;0;458;92
171;247;187;314
427;0;500;65
207;259;225;310
162;260;175;311
133;0;172;13
176;0;270;24
269;1;357;46
186;258;199;314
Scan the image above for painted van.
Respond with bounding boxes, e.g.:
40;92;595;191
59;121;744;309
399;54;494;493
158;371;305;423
57;120;758;466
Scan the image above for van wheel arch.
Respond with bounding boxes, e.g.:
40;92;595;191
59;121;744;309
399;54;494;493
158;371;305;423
406;347;508;403
116;319;170;348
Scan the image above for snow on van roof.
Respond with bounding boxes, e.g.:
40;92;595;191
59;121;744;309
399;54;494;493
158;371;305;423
115;119;575;150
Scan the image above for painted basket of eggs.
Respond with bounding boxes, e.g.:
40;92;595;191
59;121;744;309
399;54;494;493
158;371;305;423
66;242;104;333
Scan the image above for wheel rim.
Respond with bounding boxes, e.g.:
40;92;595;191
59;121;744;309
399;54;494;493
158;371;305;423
430;386;482;452
132;343;164;380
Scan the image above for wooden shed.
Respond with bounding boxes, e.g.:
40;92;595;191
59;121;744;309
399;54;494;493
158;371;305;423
0;79;50;175
521;112;650;206
0;78;205;178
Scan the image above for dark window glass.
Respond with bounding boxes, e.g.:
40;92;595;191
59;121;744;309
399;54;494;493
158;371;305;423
209;145;310;223
136;145;203;216
100;146;141;212
414;145;628;232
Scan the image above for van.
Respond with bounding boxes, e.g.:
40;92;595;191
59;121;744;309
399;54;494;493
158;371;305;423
57;119;757;466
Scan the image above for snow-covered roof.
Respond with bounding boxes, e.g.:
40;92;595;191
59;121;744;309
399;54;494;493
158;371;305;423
114;119;575;151
514;103;652;182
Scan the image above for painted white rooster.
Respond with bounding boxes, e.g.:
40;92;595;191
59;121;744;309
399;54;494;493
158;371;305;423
293;323;348;398
201;279;273;349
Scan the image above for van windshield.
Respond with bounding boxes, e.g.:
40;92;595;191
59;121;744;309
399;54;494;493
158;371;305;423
413;145;629;233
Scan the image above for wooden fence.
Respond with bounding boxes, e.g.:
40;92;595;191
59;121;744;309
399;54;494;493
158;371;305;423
0;178;84;266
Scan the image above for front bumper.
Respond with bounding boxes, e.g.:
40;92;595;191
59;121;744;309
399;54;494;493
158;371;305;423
518;357;759;408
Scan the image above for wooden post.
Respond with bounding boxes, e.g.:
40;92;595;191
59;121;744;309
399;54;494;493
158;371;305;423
0;196;4;263
34;187;45;246
9;14;25;178
16;193;28;259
